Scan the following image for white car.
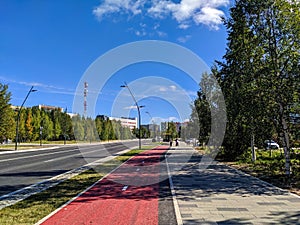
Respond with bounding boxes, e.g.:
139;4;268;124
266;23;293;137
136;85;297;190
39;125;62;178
264;140;280;149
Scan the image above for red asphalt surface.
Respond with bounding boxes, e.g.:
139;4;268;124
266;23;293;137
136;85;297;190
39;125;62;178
40;146;169;225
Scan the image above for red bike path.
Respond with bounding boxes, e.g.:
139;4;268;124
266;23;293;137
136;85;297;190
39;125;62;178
39;146;169;225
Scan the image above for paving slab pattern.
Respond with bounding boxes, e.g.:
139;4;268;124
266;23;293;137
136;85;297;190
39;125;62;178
168;148;300;225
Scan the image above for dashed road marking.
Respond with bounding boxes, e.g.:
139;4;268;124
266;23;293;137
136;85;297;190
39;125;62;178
122;186;128;191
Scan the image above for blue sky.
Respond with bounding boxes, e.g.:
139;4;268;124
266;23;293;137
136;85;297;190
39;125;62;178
1;0;232;124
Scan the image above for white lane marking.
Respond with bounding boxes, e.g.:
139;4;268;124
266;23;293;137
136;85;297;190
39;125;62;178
0;145;111;163
43;148;108;163
0;149;77;163
136;168;140;171
122;186;128;191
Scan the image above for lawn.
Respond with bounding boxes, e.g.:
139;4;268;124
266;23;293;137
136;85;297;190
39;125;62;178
218;148;300;196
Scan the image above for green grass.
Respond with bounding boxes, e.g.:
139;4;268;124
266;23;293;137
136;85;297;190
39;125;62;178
222;148;300;194
0;169;102;225
0;146;155;225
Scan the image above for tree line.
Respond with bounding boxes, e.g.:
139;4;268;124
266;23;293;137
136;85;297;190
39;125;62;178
192;0;299;176
0;84;135;143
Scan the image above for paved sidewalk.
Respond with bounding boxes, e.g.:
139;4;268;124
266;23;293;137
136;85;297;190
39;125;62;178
168;147;300;225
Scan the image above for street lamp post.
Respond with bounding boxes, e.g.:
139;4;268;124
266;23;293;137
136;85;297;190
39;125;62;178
15;86;37;150
121;82;144;150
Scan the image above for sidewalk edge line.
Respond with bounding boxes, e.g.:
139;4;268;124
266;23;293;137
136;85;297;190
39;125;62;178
165;149;183;225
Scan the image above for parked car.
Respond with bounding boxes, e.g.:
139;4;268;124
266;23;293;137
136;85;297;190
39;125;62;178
264;140;280;150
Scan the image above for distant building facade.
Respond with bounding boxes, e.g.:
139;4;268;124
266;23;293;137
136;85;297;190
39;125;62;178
109;116;137;130
36;104;64;112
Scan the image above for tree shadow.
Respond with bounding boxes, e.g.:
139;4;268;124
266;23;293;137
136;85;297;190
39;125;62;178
169;153;288;198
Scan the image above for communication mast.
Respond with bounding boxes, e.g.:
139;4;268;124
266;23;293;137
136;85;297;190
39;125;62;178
84;82;88;117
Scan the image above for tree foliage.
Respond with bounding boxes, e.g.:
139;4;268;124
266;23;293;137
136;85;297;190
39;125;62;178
214;0;300;175
0;84;15;143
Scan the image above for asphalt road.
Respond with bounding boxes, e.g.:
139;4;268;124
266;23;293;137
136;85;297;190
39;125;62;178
0;140;145;196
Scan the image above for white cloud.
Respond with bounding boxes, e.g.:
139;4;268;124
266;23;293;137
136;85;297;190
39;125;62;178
158;85;178;92
152;116;180;123
93;0;145;20
124;105;138;110
159;86;168;92
178;23;190;29
193;7;225;29
168;116;179;121
177;35;192;43
157;31;167;37
170;85;177;91
93;0;229;30
0;75;76;96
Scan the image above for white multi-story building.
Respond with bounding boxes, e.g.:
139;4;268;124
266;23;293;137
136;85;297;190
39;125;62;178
109;117;137;130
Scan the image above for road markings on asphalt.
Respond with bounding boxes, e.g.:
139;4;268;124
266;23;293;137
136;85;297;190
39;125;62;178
0;149;78;163
43;148;107;163
0;144;118;163
122;186;128;191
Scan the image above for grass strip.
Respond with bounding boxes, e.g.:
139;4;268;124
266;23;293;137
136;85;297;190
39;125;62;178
212;148;300;196
0;148;150;225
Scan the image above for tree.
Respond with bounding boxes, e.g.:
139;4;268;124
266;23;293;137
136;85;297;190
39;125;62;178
72;115;84;141
51;110;62;140
166;122;178;140
18;109;26;143
0;84;15;142
95;116;103;140
111;120;121;140
25;108;34;141
217;0;300;174
194;73;212;146
41;110;54;140
259;0;300;176
31;106;42;141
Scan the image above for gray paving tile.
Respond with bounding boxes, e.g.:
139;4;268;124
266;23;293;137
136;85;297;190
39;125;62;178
217;207;249;212
168;147;300;225
179;203;199;208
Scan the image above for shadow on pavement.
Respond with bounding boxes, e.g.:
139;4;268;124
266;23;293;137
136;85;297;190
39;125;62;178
170;153;288;198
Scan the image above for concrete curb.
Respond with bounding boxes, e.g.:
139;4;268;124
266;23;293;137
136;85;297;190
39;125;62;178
165;149;183;225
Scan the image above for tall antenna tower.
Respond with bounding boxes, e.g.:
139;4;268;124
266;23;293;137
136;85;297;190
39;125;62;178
84;82;88;117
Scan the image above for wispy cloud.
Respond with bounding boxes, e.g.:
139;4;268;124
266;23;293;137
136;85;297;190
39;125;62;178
93;0;229;30
128;22;168;38
124;105;138;110
0;75;76;96
177;35;192;43
152;116;180;123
